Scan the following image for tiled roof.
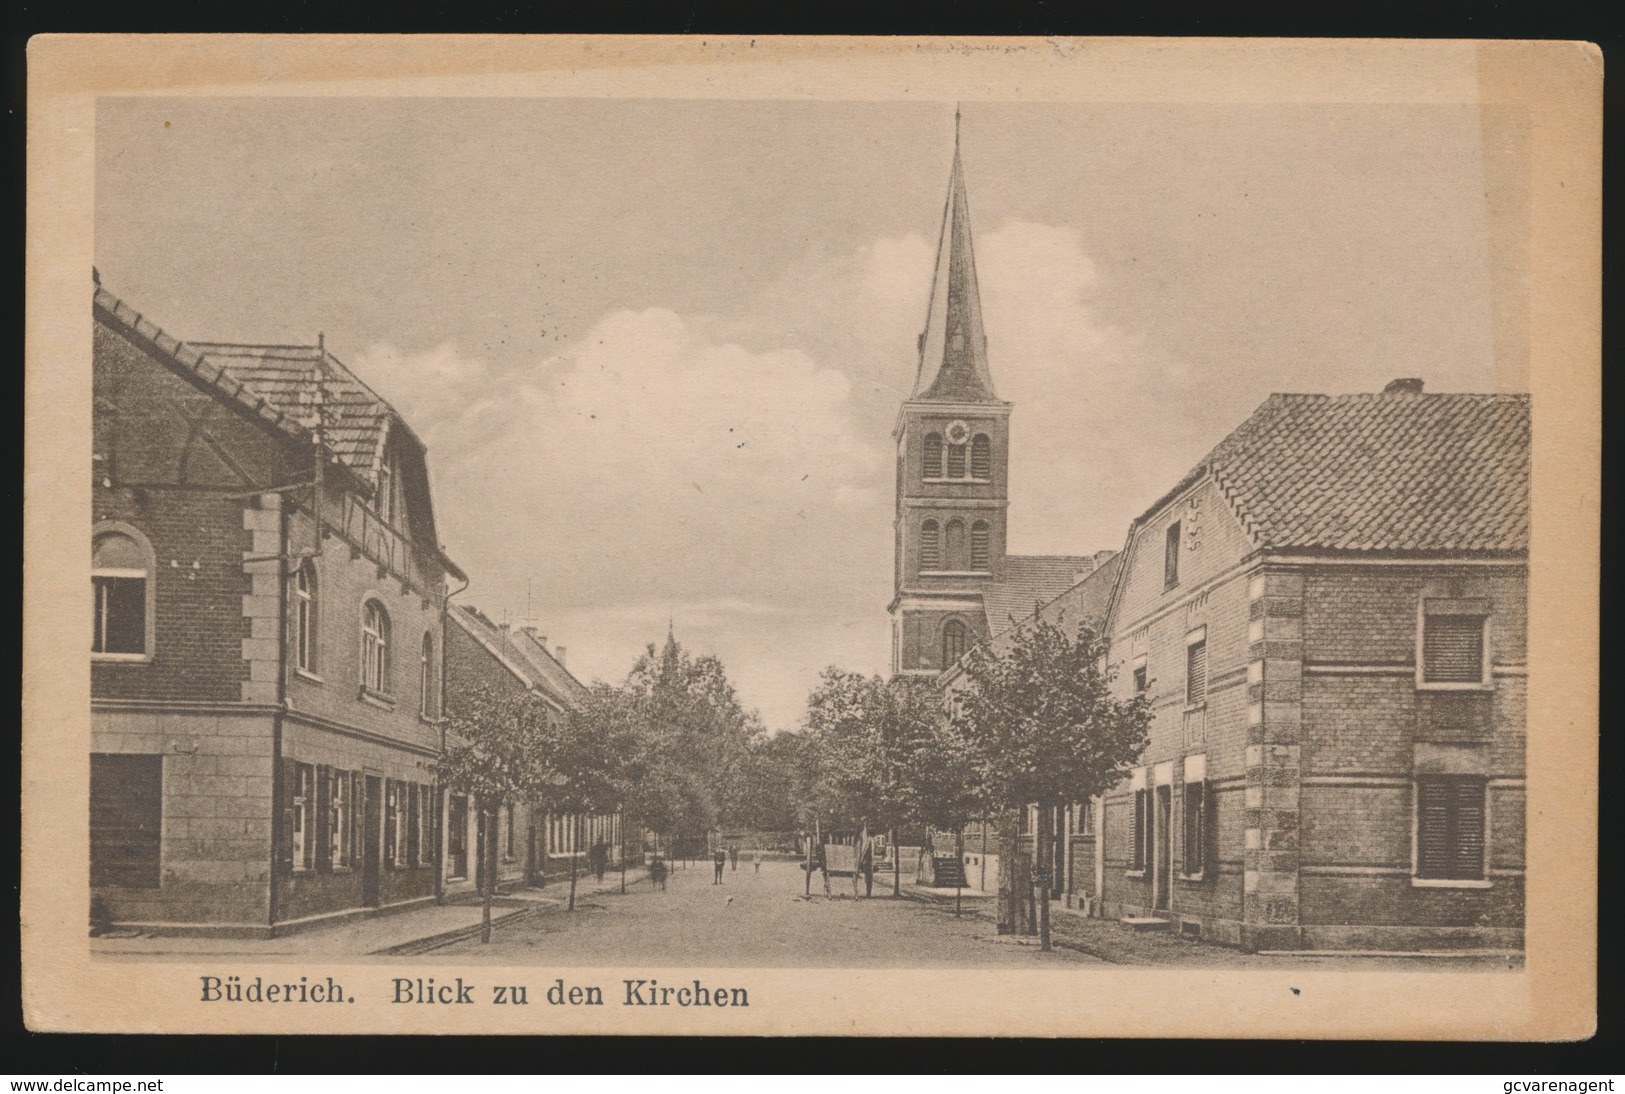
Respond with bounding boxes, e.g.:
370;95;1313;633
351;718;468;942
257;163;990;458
1198;391;1530;553
93;285;395;486
188;342;391;483
992;551;1123;644
453;605;589;710
983;553;1110;637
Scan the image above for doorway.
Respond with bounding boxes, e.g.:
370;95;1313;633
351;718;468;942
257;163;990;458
1154;785;1172;913
362;775;382;907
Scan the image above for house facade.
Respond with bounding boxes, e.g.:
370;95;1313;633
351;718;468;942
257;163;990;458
90;280;464;936
444;603;624;893
1095;383;1529;951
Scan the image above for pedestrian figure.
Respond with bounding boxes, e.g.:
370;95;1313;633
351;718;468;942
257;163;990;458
861;843;875;898
713;848;726;884
649;856;667;891
753;851;762;874
729;846;738;871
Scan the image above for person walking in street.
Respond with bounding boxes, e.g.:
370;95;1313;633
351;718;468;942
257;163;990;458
649;855;667;891
713;847;726;884
861;842;875;898
729;846;738;871
753;850;762;874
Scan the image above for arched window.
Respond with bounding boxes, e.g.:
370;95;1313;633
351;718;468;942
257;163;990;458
971;520;991;571
944;519;967;571
942;619;969;666
92;525;154;658
920;520;941;571
923;433;944;479
971;434;992;479
419;631;435;718
945;441;967;478
295;561;317;672
361;600;390;693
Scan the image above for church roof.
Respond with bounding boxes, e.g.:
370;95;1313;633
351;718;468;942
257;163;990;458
983;553;1112;638
990;551;1124;645
912;114;999;404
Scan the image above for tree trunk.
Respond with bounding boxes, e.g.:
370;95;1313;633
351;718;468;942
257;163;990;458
1038;802;1053;952
996;808;1032;936
567;815;580;912
891;827;900;898
955;827;965;917
620;814;628;894
480;805;495;944
803;829;812;897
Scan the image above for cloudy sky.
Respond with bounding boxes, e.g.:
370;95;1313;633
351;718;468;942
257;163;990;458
94;97;1526;730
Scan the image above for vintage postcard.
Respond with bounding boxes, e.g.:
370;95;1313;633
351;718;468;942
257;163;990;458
23;36;1599;1038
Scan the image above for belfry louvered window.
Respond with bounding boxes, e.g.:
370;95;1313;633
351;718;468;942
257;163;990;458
923;433;944;479
970;520;990;571
944;519;967;570
1422;609;1487;684
920;520;941;571
1415;776;1487;880
945;442;966;478
971;434;991;478
1185;638;1207;706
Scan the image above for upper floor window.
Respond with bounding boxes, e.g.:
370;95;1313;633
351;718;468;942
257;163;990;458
295;561;317;673
920;520;941;571
1419;600;1490;686
970;434;991;479
1185;634;1207;707
419;631;435;718
376;450;398;526
923;433;944;479
361;600;391;694
970;520;991;571
92;526;154;659
942;619;969;666
1132;654;1149;695
1164;521;1181;589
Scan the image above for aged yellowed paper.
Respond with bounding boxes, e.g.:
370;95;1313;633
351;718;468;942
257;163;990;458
24;35;1598;1037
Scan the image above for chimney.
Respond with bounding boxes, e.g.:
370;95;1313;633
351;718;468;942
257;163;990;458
1383;378;1424;394
554;646;566;667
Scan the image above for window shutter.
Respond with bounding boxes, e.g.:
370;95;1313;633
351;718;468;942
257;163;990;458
1415;780;1453;878
946;443;966;478
920;523;940;570
971;435;991;478
277;757;298;870
406;784;421;867
1186;641;1207;705
314;764;333;873
923;433;943;478
384;779;398;866
970;523;990;571
1451;780;1486;879
1424;615;1484;683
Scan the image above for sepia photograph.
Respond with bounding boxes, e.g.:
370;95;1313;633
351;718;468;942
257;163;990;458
24;36;1598;1038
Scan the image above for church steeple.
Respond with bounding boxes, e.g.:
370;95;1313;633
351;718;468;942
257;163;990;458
913;107;997;403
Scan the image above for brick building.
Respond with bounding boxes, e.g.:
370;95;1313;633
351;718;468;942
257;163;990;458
90;279;465;936
1058;382;1527;952
444;603;624;892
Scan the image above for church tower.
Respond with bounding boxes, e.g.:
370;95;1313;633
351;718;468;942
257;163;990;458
889;113;1013;678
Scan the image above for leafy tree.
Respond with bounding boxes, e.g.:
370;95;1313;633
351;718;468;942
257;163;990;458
899;704;984;915
952;615;1152;949
437;684;553;942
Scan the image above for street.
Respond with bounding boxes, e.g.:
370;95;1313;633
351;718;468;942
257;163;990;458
435;858;1100;967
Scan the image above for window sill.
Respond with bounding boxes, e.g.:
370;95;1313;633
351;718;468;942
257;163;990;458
922;477;992;485
1183;702;1207;714
358;686;396;710
1178;872;1208;883
1124;869;1146;879
920;569;992;577
294;668;325;685
1415;681;1493;692
93;652;153;664
1411;877;1492;889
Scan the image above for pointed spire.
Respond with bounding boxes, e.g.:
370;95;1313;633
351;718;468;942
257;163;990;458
913;107;997;403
